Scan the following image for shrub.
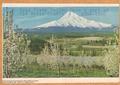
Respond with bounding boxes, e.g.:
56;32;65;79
103;46;119;77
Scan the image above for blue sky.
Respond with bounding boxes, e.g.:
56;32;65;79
3;7;119;29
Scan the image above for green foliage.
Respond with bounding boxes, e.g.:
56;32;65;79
103;32;119;77
29;38;48;54
15;67;107;77
3;31;118;77
103;46;119;77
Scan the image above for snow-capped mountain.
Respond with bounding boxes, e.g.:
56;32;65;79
36;11;112;29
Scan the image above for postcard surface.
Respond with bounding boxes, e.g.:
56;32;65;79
2;4;120;83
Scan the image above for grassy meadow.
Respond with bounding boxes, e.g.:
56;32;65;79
3;31;119;78
3;30;119;78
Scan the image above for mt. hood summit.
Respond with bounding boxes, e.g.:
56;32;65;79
36;11;112;29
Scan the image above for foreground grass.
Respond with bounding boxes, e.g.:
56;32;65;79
13;68;107;78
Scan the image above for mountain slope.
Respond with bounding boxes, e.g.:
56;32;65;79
36;11;112;29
